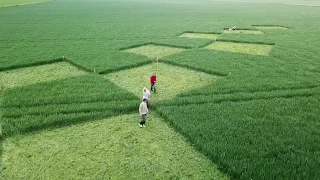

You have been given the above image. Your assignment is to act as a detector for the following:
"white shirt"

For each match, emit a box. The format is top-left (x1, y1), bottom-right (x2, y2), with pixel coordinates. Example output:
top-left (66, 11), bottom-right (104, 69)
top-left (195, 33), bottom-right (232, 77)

top-left (139, 102), bottom-right (148, 115)
top-left (143, 90), bottom-right (151, 100)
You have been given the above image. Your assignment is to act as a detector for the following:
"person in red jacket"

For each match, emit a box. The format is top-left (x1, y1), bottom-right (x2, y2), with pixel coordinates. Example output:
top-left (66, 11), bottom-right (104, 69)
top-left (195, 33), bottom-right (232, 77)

top-left (150, 73), bottom-right (157, 93)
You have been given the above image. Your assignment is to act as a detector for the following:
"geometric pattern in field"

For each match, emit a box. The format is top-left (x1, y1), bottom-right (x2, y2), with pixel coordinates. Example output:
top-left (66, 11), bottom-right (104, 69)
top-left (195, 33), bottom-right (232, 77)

top-left (253, 26), bottom-right (288, 30)
top-left (0, 62), bottom-right (87, 88)
top-left (104, 63), bottom-right (219, 101)
top-left (178, 33), bottom-right (220, 40)
top-left (1, 114), bottom-right (228, 179)
top-left (223, 30), bottom-right (264, 35)
top-left (124, 44), bottom-right (185, 59)
top-left (206, 41), bottom-right (273, 56)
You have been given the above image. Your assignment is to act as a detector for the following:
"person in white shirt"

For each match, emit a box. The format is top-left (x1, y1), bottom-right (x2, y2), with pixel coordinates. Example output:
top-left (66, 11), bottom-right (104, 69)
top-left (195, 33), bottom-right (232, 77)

top-left (139, 98), bottom-right (149, 127)
top-left (228, 26), bottom-right (236, 31)
top-left (142, 87), bottom-right (151, 107)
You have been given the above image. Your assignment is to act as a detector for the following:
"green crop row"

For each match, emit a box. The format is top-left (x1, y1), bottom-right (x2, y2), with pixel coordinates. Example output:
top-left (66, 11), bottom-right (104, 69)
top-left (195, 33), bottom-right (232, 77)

top-left (1, 110), bottom-right (120, 137)
top-left (157, 96), bottom-right (320, 179)
top-left (64, 49), bottom-right (151, 73)
top-left (1, 75), bottom-right (137, 108)
top-left (1, 99), bottom-right (140, 137)
top-left (216, 39), bottom-right (275, 46)
top-left (119, 39), bottom-right (212, 51)
top-left (0, 41), bottom-right (70, 71)
top-left (157, 86), bottom-right (320, 107)
top-left (163, 48), bottom-right (320, 97)
top-left (0, 74), bottom-right (140, 137)
top-left (180, 83), bottom-right (320, 97)
top-left (98, 60), bottom-right (152, 74)
top-left (64, 58), bottom-right (93, 72)
top-left (251, 24), bottom-right (290, 28)
top-left (151, 38), bottom-right (212, 49)
top-left (216, 32), bottom-right (276, 45)
top-left (1, 100), bottom-right (138, 118)
top-left (119, 39), bottom-right (213, 51)
top-left (0, 56), bottom-right (63, 72)
top-left (176, 31), bottom-right (222, 36)
top-left (161, 58), bottom-right (228, 76)
top-left (0, 42), bottom-right (153, 75)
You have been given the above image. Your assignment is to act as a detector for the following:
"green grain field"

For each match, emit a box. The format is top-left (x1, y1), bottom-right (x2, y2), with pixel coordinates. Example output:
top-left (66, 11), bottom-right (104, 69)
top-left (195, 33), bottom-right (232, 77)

top-left (0, 0), bottom-right (52, 7)
top-left (0, 0), bottom-right (319, 179)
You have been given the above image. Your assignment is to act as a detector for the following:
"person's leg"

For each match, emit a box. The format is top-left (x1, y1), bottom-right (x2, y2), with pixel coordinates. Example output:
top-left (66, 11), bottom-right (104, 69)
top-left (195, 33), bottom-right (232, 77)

top-left (150, 84), bottom-right (153, 91)
top-left (140, 114), bottom-right (145, 127)
top-left (139, 119), bottom-right (143, 127)
top-left (153, 84), bottom-right (156, 93)
top-left (141, 114), bottom-right (146, 127)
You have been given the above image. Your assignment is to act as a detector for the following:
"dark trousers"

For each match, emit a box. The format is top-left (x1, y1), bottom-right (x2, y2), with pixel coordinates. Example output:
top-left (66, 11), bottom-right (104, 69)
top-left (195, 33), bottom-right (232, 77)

top-left (150, 83), bottom-right (156, 93)
top-left (140, 114), bottom-right (146, 125)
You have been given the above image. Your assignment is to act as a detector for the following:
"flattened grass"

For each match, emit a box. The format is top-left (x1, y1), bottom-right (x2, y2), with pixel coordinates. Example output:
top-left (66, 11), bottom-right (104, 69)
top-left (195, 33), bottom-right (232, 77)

top-left (0, 114), bottom-right (228, 180)
top-left (223, 30), bottom-right (264, 35)
top-left (206, 41), bottom-right (273, 56)
top-left (124, 44), bottom-right (185, 59)
top-left (105, 63), bottom-right (218, 101)
top-left (0, 62), bottom-right (86, 88)
top-left (179, 33), bottom-right (220, 40)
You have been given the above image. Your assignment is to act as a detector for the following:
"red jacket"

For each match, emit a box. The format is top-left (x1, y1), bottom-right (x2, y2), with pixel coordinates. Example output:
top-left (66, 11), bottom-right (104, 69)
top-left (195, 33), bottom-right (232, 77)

top-left (150, 75), bottom-right (156, 84)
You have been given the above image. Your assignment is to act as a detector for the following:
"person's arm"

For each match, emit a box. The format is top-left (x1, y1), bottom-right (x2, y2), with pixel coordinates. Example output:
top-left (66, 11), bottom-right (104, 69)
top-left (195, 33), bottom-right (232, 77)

top-left (139, 103), bottom-right (142, 115)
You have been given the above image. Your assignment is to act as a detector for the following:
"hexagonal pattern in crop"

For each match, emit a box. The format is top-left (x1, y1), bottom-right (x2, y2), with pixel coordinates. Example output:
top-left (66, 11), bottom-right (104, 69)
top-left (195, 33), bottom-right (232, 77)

top-left (104, 63), bottom-right (219, 101)
top-left (0, 62), bottom-right (87, 88)
top-left (124, 44), bottom-right (185, 59)
top-left (206, 41), bottom-right (273, 56)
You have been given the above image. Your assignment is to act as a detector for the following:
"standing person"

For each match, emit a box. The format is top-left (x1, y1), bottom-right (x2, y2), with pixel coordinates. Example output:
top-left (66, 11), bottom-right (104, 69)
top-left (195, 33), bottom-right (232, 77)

top-left (139, 98), bottom-right (148, 127)
top-left (150, 73), bottom-right (157, 93)
top-left (142, 87), bottom-right (151, 107)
